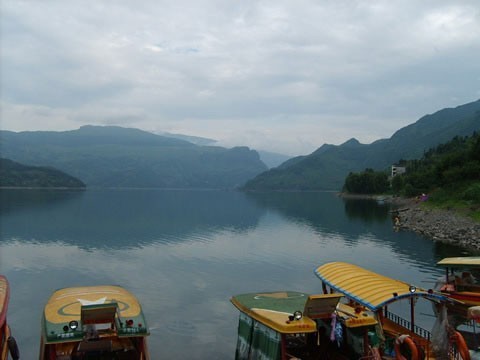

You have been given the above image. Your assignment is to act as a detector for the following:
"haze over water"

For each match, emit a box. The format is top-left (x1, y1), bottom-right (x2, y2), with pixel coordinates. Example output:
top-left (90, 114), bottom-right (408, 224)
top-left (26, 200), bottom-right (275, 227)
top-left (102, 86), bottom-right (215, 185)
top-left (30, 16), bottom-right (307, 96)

top-left (0, 189), bottom-right (475, 359)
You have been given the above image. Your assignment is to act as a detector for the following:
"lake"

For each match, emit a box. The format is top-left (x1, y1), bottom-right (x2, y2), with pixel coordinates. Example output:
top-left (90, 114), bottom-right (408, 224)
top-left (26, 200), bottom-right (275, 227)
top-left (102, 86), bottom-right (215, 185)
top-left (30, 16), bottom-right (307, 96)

top-left (0, 189), bottom-right (475, 359)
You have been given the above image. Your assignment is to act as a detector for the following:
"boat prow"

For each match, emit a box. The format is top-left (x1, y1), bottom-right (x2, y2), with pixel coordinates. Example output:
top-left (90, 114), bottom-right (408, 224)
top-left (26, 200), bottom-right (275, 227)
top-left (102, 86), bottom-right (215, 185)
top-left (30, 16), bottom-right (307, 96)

top-left (40, 285), bottom-right (150, 360)
top-left (0, 275), bottom-right (19, 360)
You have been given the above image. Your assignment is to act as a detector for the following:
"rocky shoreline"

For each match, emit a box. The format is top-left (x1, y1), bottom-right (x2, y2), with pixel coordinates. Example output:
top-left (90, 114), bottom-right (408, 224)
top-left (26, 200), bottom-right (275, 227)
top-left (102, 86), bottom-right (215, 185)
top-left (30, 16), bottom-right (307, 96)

top-left (339, 193), bottom-right (480, 251)
top-left (390, 198), bottom-right (480, 251)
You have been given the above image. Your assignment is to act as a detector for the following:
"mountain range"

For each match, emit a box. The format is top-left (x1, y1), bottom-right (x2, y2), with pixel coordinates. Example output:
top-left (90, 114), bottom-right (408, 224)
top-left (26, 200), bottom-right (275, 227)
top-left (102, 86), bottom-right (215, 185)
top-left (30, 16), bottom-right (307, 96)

top-left (243, 99), bottom-right (480, 191)
top-left (0, 125), bottom-right (267, 189)
top-left (2, 99), bottom-right (479, 190)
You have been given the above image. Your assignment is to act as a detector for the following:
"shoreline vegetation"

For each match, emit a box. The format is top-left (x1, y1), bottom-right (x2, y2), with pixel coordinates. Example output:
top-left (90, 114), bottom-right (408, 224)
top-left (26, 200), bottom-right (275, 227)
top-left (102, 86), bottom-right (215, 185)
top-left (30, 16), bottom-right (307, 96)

top-left (340, 192), bottom-right (480, 251)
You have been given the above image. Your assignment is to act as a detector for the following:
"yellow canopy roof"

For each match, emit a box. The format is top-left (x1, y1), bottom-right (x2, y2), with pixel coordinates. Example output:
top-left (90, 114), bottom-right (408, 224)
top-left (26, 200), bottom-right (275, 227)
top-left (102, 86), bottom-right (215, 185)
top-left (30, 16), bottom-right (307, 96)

top-left (437, 257), bottom-right (480, 267)
top-left (44, 285), bottom-right (143, 325)
top-left (314, 262), bottom-right (446, 311)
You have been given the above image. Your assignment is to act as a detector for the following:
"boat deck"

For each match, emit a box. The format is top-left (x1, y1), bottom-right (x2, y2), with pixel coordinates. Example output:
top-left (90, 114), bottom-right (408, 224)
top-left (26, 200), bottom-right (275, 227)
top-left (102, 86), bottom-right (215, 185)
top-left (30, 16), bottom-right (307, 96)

top-left (382, 318), bottom-right (433, 359)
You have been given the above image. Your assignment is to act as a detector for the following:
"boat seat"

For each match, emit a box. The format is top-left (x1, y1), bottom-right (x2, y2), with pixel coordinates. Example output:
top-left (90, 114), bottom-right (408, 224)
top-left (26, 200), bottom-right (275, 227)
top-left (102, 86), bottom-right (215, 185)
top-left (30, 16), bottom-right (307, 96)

top-left (81, 303), bottom-right (118, 327)
top-left (77, 338), bottom-right (113, 353)
top-left (454, 277), bottom-right (480, 292)
top-left (115, 349), bottom-right (138, 359)
top-left (461, 284), bottom-right (480, 292)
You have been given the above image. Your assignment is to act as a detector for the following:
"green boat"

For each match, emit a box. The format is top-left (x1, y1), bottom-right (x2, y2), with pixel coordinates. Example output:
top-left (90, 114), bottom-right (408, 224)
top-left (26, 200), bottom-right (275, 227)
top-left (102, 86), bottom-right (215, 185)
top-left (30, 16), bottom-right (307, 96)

top-left (230, 291), bottom-right (378, 359)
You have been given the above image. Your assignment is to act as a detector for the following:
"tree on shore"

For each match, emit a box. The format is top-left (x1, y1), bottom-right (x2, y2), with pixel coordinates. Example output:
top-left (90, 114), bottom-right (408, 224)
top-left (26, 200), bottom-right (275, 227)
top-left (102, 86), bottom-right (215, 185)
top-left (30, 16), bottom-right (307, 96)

top-left (343, 168), bottom-right (389, 194)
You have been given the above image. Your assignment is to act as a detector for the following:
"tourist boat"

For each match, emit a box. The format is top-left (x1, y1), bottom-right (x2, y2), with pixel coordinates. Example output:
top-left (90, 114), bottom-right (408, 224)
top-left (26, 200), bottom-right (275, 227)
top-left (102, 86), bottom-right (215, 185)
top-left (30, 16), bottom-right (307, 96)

top-left (0, 275), bottom-right (19, 360)
top-left (230, 290), bottom-right (379, 359)
top-left (39, 285), bottom-right (150, 360)
top-left (436, 257), bottom-right (480, 310)
top-left (451, 305), bottom-right (480, 358)
top-left (315, 261), bottom-right (470, 359)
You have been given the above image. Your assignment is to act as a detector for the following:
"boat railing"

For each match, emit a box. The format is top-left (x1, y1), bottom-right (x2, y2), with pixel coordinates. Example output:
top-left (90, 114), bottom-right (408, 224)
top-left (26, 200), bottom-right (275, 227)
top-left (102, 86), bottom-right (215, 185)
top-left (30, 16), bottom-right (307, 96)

top-left (385, 310), bottom-right (431, 341)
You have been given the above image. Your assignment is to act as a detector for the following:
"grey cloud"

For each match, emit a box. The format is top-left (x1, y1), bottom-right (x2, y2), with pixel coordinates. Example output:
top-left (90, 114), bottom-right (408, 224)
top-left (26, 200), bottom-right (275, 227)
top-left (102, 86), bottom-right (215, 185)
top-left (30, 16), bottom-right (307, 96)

top-left (1, 0), bottom-right (479, 155)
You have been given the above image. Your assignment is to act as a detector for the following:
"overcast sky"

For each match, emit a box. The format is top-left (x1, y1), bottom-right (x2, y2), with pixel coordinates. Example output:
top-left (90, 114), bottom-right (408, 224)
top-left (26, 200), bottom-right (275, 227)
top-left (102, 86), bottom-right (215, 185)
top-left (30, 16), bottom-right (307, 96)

top-left (1, 1), bottom-right (479, 156)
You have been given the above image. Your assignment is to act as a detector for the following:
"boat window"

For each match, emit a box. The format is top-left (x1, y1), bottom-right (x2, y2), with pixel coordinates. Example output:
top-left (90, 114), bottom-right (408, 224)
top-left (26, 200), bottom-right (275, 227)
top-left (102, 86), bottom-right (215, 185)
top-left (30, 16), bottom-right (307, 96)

top-left (285, 333), bottom-right (316, 359)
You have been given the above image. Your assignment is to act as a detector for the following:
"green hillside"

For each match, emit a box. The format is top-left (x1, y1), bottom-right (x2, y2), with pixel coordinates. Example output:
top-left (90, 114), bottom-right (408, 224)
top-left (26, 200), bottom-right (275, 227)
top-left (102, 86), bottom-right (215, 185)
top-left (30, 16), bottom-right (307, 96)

top-left (0, 158), bottom-right (86, 188)
top-left (342, 132), bottom-right (480, 218)
top-left (392, 132), bottom-right (480, 202)
top-left (243, 99), bottom-right (480, 191)
top-left (0, 125), bottom-right (267, 189)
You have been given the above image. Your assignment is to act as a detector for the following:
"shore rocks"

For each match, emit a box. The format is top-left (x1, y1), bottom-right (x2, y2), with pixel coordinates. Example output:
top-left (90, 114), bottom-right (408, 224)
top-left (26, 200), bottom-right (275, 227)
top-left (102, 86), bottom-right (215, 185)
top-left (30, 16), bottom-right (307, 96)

top-left (394, 200), bottom-right (480, 250)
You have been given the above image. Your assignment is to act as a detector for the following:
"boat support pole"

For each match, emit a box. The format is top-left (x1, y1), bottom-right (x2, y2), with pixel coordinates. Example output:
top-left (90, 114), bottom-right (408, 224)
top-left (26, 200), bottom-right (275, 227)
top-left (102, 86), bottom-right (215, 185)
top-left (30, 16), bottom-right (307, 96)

top-left (281, 334), bottom-right (287, 360)
top-left (322, 282), bottom-right (328, 295)
top-left (410, 298), bottom-right (415, 333)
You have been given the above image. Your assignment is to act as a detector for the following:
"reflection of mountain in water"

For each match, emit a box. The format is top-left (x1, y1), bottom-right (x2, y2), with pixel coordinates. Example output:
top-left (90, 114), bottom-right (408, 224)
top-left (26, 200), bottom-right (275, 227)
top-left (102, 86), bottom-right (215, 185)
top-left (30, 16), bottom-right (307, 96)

top-left (244, 191), bottom-right (473, 268)
top-left (245, 191), bottom-right (391, 237)
top-left (0, 189), bottom-right (84, 214)
top-left (433, 241), bottom-right (480, 260)
top-left (0, 189), bottom-right (263, 249)
top-left (342, 198), bottom-right (390, 223)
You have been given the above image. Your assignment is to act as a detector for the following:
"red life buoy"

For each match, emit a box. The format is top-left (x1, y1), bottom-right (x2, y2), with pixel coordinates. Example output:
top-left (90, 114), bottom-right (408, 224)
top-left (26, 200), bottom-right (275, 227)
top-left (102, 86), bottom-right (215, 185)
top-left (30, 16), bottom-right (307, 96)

top-left (394, 334), bottom-right (419, 360)
top-left (450, 331), bottom-right (471, 360)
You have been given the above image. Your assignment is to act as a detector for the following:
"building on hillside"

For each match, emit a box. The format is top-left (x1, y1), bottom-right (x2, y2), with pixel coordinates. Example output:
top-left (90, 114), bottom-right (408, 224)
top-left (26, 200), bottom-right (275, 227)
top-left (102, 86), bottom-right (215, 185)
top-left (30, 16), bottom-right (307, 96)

top-left (391, 165), bottom-right (406, 178)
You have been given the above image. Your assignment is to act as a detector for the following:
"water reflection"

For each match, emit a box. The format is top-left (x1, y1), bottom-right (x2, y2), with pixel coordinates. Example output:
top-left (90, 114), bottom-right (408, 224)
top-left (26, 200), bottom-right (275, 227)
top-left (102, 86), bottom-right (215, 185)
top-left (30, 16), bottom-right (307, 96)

top-left (244, 191), bottom-right (476, 273)
top-left (0, 189), bottom-right (263, 249)
top-left (0, 188), bottom-right (84, 214)
top-left (342, 197), bottom-right (390, 223)
top-left (1, 189), bottom-right (477, 359)
top-left (433, 241), bottom-right (480, 259)
top-left (244, 191), bottom-right (345, 230)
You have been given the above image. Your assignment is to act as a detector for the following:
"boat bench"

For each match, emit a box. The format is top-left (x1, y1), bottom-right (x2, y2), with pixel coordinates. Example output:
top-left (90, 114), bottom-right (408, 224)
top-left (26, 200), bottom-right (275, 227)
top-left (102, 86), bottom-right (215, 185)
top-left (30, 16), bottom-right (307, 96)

top-left (77, 338), bottom-right (113, 352)
top-left (456, 283), bottom-right (480, 292)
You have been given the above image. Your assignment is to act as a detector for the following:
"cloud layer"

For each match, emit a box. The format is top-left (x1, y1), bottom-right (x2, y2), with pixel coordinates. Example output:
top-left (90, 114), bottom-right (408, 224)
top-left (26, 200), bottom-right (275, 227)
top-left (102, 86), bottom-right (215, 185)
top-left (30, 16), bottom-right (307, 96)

top-left (1, 0), bottom-right (479, 155)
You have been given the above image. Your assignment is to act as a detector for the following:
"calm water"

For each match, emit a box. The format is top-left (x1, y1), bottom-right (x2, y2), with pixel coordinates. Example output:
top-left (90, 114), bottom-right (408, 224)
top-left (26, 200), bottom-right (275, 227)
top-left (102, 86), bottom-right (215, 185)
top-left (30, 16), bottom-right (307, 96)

top-left (0, 189), bottom-right (475, 359)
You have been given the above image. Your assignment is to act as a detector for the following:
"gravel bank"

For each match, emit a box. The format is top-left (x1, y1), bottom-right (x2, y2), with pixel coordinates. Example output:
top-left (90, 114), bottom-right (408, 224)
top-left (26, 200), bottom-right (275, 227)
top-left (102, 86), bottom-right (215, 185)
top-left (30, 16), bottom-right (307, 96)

top-left (393, 199), bottom-right (480, 250)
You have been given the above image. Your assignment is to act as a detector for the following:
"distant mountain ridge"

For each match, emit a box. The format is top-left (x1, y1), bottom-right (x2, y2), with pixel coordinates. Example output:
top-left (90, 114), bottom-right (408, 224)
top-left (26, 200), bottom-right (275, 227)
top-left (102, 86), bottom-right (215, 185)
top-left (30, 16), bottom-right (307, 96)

top-left (243, 99), bottom-right (480, 191)
top-left (157, 131), bottom-right (217, 146)
top-left (0, 125), bottom-right (267, 189)
top-left (157, 131), bottom-right (292, 168)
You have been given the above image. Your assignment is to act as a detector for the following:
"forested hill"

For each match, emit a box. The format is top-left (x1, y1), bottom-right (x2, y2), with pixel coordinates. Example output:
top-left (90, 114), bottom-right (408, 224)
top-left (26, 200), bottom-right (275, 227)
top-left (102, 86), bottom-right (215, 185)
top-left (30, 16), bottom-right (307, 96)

top-left (391, 132), bottom-right (480, 200)
top-left (0, 125), bottom-right (267, 189)
top-left (0, 158), bottom-right (86, 188)
top-left (343, 131), bottom-right (480, 211)
top-left (242, 99), bottom-right (480, 191)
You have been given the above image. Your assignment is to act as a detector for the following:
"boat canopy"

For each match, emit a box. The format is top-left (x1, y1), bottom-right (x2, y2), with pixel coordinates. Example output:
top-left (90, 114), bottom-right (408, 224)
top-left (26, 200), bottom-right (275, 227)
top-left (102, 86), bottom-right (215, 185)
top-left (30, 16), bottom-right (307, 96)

top-left (42, 285), bottom-right (149, 344)
top-left (314, 262), bottom-right (447, 311)
top-left (231, 291), bottom-right (342, 334)
top-left (437, 257), bottom-right (480, 267)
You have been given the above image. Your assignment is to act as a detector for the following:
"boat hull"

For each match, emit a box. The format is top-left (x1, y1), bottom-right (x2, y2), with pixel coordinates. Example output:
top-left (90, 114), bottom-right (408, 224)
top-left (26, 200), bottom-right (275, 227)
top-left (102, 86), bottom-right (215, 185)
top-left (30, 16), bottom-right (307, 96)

top-left (0, 276), bottom-right (10, 360)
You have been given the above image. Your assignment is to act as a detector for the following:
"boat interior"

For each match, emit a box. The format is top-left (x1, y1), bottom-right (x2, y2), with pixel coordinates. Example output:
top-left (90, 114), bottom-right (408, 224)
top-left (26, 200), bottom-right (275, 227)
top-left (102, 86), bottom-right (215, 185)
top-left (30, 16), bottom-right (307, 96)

top-left (45, 303), bottom-right (147, 360)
